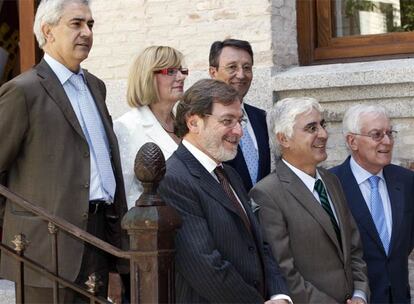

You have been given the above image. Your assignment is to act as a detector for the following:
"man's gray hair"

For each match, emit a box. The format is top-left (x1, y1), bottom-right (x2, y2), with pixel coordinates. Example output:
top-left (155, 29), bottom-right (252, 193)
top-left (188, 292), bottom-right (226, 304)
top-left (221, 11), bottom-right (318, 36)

top-left (33, 0), bottom-right (90, 49)
top-left (267, 97), bottom-right (322, 157)
top-left (342, 104), bottom-right (388, 138)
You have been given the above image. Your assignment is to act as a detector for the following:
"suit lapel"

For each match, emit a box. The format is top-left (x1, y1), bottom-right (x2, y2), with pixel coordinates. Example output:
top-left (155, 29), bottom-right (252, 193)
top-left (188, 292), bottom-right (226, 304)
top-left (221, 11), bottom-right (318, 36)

top-left (276, 160), bottom-right (343, 256)
top-left (175, 144), bottom-right (253, 236)
top-left (383, 167), bottom-right (404, 254)
top-left (36, 59), bottom-right (85, 140)
top-left (339, 158), bottom-right (386, 253)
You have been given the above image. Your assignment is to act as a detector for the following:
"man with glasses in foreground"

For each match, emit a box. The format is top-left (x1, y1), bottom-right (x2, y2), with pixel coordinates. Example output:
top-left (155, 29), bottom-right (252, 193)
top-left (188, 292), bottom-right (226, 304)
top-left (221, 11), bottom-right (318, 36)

top-left (158, 79), bottom-right (291, 303)
top-left (250, 97), bottom-right (369, 303)
top-left (331, 104), bottom-right (414, 304)
top-left (209, 39), bottom-right (270, 192)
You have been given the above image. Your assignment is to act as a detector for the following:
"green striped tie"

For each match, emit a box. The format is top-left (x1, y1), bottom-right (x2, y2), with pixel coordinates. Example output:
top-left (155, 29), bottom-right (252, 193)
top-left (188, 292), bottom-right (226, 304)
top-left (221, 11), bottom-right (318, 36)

top-left (314, 179), bottom-right (342, 248)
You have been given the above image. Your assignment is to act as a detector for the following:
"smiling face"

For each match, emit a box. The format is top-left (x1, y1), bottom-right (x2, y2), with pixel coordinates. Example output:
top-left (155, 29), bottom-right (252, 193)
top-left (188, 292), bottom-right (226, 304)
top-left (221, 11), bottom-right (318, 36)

top-left (42, 2), bottom-right (94, 72)
top-left (155, 69), bottom-right (187, 104)
top-left (279, 108), bottom-right (328, 176)
top-left (209, 46), bottom-right (253, 99)
top-left (188, 100), bottom-right (243, 163)
top-left (347, 112), bottom-right (393, 174)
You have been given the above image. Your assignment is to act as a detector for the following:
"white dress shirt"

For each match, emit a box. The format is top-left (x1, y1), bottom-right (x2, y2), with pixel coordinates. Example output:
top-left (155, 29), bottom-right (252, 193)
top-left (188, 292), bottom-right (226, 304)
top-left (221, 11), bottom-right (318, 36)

top-left (44, 54), bottom-right (111, 202)
top-left (183, 140), bottom-right (292, 304)
top-left (350, 156), bottom-right (393, 234)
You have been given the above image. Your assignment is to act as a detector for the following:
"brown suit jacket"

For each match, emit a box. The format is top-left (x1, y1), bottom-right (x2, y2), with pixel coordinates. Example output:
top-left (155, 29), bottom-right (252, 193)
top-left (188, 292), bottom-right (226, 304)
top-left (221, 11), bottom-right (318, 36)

top-left (0, 59), bottom-right (127, 287)
top-left (250, 159), bottom-right (369, 303)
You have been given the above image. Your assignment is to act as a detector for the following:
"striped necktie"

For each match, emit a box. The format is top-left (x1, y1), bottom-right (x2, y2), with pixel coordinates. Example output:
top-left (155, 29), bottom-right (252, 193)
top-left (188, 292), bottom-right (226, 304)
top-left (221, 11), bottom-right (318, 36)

top-left (368, 175), bottom-right (390, 254)
top-left (314, 179), bottom-right (342, 247)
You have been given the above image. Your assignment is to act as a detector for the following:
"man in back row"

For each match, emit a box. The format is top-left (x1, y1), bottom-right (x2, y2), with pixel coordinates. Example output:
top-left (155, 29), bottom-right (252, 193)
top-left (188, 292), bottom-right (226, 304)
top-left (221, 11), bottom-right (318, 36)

top-left (331, 104), bottom-right (414, 303)
top-left (209, 39), bottom-right (270, 192)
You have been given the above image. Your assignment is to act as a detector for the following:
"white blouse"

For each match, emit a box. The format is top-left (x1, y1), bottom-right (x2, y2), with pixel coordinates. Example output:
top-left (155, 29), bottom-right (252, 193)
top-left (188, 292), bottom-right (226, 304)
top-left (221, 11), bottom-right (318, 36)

top-left (114, 106), bottom-right (178, 209)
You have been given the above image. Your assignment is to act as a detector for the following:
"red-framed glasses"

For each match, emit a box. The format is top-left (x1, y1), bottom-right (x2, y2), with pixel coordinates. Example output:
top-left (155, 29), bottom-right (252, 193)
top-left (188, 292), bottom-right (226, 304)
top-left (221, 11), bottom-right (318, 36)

top-left (155, 67), bottom-right (189, 76)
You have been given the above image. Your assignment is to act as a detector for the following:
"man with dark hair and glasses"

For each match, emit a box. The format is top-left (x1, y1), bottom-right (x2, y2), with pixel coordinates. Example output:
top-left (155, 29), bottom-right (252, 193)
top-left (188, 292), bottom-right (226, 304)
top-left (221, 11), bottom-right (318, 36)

top-left (209, 38), bottom-right (270, 192)
top-left (331, 104), bottom-right (414, 304)
top-left (250, 97), bottom-right (369, 304)
top-left (158, 78), bottom-right (291, 304)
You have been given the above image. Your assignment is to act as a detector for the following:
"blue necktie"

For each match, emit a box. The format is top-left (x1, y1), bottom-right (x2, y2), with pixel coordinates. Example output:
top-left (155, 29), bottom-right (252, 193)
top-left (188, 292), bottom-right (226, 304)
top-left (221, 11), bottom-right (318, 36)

top-left (70, 74), bottom-right (116, 201)
top-left (368, 175), bottom-right (390, 254)
top-left (240, 126), bottom-right (259, 185)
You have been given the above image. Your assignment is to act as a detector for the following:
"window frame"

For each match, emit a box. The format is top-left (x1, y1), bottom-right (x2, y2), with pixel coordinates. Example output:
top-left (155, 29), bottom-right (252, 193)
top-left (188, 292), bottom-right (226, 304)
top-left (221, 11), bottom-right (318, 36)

top-left (297, 0), bottom-right (414, 65)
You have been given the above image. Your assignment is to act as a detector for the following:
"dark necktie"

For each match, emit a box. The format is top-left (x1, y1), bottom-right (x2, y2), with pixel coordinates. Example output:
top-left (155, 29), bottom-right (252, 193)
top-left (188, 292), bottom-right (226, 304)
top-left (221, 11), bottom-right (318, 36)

top-left (314, 179), bottom-right (342, 247)
top-left (214, 166), bottom-right (251, 233)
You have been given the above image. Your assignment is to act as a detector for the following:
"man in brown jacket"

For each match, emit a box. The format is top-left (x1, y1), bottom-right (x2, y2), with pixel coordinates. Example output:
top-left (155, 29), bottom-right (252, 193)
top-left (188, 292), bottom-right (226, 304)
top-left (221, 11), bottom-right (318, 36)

top-left (250, 97), bottom-right (369, 303)
top-left (0, 0), bottom-right (127, 302)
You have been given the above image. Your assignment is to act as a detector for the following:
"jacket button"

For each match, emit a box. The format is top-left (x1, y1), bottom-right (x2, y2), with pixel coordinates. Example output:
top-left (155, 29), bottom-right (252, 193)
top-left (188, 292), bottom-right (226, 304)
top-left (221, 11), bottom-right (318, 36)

top-left (84, 182), bottom-right (89, 189)
top-left (84, 151), bottom-right (89, 158)
top-left (82, 212), bottom-right (88, 219)
top-left (253, 280), bottom-right (259, 287)
top-left (344, 294), bottom-right (351, 302)
top-left (248, 246), bottom-right (255, 252)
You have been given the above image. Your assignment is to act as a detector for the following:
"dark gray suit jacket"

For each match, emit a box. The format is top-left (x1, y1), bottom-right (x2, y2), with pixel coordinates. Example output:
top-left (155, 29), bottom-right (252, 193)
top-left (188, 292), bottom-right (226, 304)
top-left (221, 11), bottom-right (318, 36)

top-left (158, 143), bottom-right (288, 303)
top-left (0, 59), bottom-right (127, 287)
top-left (250, 159), bottom-right (369, 303)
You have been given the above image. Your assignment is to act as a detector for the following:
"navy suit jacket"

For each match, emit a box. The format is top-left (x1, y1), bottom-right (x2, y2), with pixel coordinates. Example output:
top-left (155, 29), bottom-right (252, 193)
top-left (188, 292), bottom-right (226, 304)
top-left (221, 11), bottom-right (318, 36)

top-left (225, 103), bottom-right (270, 192)
top-left (158, 144), bottom-right (288, 303)
top-left (331, 157), bottom-right (414, 304)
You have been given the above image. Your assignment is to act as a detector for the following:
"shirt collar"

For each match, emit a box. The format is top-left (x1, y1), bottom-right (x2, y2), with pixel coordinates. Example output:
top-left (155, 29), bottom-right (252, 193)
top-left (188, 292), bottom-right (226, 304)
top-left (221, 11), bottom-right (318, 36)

top-left (44, 53), bottom-right (84, 85)
top-left (350, 156), bottom-right (384, 184)
top-left (182, 139), bottom-right (218, 174)
top-left (282, 158), bottom-right (322, 193)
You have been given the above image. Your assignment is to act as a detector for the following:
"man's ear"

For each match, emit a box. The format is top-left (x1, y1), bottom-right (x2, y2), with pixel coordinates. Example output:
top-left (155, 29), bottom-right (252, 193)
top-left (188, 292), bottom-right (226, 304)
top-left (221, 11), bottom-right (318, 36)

top-left (186, 115), bottom-right (200, 133)
top-left (42, 23), bottom-right (54, 43)
top-left (277, 133), bottom-right (289, 149)
top-left (209, 66), bottom-right (218, 79)
top-left (346, 133), bottom-right (358, 151)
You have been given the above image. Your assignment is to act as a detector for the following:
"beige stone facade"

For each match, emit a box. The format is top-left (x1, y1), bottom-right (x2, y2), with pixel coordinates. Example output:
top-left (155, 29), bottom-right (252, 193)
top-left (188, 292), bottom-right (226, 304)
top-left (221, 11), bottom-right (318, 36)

top-left (84, 0), bottom-right (414, 170)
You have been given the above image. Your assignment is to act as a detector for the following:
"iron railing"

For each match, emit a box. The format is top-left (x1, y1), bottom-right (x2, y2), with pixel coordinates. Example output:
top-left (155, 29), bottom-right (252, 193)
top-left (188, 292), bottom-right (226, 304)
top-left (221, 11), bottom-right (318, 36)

top-left (0, 142), bottom-right (181, 303)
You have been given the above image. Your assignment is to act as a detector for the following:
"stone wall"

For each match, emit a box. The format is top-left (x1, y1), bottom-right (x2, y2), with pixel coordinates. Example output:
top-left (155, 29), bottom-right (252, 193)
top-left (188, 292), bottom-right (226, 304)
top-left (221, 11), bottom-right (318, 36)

top-left (84, 0), bottom-right (278, 118)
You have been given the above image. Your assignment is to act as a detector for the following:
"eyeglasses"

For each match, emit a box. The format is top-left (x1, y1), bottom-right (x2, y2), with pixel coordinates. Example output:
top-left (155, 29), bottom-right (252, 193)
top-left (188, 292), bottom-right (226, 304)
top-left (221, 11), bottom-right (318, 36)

top-left (154, 67), bottom-right (189, 76)
top-left (218, 64), bottom-right (252, 75)
top-left (351, 129), bottom-right (397, 142)
top-left (204, 114), bottom-right (247, 129)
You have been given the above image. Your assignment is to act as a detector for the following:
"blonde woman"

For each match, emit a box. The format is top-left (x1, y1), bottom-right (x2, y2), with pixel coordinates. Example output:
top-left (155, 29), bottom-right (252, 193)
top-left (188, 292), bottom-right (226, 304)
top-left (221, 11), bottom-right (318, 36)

top-left (114, 46), bottom-right (187, 209)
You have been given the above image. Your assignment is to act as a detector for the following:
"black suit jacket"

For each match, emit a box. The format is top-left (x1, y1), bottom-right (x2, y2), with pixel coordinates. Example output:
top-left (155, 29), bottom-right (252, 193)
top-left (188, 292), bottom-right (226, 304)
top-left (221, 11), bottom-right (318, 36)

top-left (331, 157), bottom-right (414, 303)
top-left (225, 103), bottom-right (270, 192)
top-left (0, 59), bottom-right (127, 286)
top-left (158, 143), bottom-right (288, 303)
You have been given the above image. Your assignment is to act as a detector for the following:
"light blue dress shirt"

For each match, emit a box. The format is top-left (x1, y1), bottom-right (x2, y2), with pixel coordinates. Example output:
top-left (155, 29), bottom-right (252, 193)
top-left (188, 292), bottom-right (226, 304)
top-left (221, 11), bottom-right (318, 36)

top-left (44, 54), bottom-right (112, 202)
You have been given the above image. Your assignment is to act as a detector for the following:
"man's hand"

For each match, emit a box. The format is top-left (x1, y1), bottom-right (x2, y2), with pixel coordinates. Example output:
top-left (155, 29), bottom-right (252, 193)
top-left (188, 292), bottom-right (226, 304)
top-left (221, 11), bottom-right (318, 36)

top-left (346, 296), bottom-right (366, 304)
top-left (265, 300), bottom-right (290, 304)
top-left (108, 272), bottom-right (122, 304)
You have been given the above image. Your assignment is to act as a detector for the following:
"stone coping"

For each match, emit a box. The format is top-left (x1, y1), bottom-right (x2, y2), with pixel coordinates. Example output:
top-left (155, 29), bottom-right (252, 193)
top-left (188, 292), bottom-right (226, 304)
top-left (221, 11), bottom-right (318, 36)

top-left (273, 58), bottom-right (414, 91)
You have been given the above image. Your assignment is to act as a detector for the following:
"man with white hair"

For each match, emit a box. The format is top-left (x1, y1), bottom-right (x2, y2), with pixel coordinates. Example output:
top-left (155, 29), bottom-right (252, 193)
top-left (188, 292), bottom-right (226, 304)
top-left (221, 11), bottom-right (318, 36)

top-left (331, 104), bottom-right (414, 304)
top-left (250, 97), bottom-right (369, 303)
top-left (0, 0), bottom-right (127, 302)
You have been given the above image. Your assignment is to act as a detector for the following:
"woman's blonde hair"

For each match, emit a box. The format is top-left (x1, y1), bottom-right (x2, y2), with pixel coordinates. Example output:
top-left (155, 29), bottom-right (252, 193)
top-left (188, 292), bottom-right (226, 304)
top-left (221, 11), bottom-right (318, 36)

top-left (127, 46), bottom-right (184, 108)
